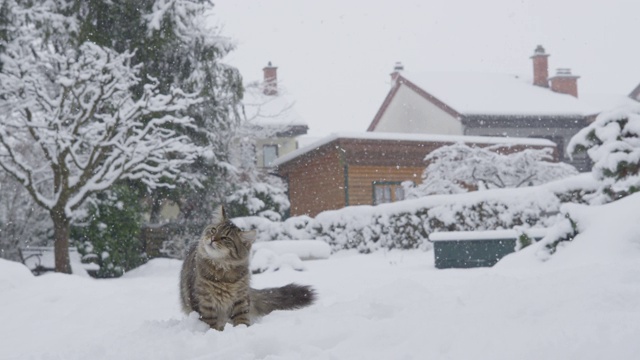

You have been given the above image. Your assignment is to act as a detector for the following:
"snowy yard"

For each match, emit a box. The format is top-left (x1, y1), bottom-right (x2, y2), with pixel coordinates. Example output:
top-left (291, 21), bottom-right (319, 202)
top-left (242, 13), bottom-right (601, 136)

top-left (3, 210), bottom-right (640, 360)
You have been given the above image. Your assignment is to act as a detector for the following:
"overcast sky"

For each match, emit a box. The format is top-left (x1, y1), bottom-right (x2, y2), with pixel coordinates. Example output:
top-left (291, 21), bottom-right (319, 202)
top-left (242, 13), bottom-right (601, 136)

top-left (211, 0), bottom-right (640, 138)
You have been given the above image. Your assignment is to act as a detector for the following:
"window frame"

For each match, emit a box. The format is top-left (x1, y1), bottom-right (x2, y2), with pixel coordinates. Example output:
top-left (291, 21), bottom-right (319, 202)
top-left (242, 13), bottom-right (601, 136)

top-left (262, 144), bottom-right (279, 167)
top-left (372, 181), bottom-right (407, 205)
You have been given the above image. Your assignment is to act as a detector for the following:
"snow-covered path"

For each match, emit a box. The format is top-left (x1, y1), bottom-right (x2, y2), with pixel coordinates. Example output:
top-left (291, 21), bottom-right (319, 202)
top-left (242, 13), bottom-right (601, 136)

top-left (2, 247), bottom-right (640, 360)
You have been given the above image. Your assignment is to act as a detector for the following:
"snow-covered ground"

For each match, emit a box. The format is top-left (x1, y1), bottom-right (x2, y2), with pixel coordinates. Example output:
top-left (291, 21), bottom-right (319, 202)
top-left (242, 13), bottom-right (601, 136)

top-left (2, 194), bottom-right (640, 360)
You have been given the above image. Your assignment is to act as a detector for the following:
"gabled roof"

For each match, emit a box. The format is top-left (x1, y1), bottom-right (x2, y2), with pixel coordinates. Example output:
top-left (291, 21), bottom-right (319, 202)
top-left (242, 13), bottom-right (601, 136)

top-left (405, 71), bottom-right (594, 116)
top-left (241, 81), bottom-right (308, 130)
top-left (629, 82), bottom-right (640, 101)
top-left (368, 71), bottom-right (639, 131)
top-left (273, 131), bottom-right (555, 168)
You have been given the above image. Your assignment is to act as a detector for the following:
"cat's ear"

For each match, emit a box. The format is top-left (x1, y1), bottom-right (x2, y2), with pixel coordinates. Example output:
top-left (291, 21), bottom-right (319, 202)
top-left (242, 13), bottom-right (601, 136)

top-left (212, 205), bottom-right (227, 225)
top-left (240, 230), bottom-right (256, 245)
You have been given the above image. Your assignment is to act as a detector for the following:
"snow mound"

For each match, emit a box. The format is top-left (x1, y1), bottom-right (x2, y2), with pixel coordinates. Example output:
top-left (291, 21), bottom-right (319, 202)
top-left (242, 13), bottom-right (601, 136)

top-left (123, 258), bottom-right (183, 279)
top-left (498, 192), bottom-right (640, 269)
top-left (251, 248), bottom-right (306, 274)
top-left (0, 259), bottom-right (34, 291)
top-left (253, 240), bottom-right (331, 260)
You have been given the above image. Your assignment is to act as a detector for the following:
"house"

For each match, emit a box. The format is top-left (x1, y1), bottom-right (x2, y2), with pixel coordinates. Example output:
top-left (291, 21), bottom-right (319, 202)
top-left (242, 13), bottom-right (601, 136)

top-left (241, 62), bottom-right (308, 168)
top-left (273, 132), bottom-right (556, 217)
top-left (367, 45), bottom-right (638, 172)
top-left (629, 83), bottom-right (640, 102)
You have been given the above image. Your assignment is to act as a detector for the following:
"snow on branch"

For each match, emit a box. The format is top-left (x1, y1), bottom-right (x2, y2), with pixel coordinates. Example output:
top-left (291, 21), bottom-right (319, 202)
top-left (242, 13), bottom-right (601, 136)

top-left (568, 104), bottom-right (640, 204)
top-left (0, 37), bottom-right (204, 218)
top-left (406, 143), bottom-right (579, 198)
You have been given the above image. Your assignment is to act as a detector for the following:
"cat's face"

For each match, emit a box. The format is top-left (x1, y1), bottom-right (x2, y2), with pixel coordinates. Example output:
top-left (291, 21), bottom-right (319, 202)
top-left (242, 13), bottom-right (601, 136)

top-left (200, 206), bottom-right (256, 261)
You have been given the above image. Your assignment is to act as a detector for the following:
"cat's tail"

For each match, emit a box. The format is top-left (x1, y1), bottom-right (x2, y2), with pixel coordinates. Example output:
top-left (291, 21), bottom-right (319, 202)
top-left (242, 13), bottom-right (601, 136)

top-left (249, 283), bottom-right (316, 318)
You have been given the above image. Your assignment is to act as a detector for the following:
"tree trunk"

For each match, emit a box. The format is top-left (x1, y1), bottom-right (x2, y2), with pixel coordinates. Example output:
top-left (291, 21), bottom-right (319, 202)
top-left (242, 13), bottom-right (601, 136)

top-left (52, 208), bottom-right (72, 274)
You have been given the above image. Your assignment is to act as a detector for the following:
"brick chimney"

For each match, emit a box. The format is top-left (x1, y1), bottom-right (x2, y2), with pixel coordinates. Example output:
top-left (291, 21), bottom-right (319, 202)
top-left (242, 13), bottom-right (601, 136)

top-left (390, 61), bottom-right (404, 83)
top-left (530, 45), bottom-right (549, 88)
top-left (549, 68), bottom-right (580, 98)
top-left (263, 61), bottom-right (278, 96)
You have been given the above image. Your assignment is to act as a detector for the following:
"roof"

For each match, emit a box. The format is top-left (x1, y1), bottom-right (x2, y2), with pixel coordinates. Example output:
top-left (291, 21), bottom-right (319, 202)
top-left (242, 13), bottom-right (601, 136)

top-left (241, 81), bottom-right (308, 128)
top-left (627, 82), bottom-right (640, 101)
top-left (398, 71), bottom-right (595, 117)
top-left (272, 131), bottom-right (555, 167)
top-left (579, 93), bottom-right (639, 116)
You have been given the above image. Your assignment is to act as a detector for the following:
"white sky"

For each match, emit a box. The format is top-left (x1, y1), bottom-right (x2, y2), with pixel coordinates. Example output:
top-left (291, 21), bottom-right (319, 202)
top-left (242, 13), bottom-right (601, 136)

top-left (211, 0), bottom-right (640, 137)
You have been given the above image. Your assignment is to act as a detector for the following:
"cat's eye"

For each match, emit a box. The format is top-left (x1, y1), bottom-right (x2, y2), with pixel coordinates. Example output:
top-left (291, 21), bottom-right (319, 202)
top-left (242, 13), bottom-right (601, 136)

top-left (208, 227), bottom-right (217, 235)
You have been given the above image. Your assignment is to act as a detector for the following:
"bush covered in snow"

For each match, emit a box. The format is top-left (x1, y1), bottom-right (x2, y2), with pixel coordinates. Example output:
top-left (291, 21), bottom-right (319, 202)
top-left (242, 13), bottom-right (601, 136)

top-left (406, 143), bottom-right (578, 197)
top-left (498, 190), bottom-right (640, 266)
top-left (568, 104), bottom-right (640, 204)
top-left (234, 174), bottom-right (597, 253)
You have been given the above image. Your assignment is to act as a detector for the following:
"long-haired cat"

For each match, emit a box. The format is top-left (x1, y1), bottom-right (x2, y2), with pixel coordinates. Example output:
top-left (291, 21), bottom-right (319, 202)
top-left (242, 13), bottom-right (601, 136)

top-left (179, 205), bottom-right (316, 331)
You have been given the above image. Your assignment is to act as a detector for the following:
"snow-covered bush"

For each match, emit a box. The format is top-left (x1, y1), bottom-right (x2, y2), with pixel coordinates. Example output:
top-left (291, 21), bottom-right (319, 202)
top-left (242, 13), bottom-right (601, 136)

top-left (568, 104), bottom-right (640, 204)
top-left (407, 143), bottom-right (578, 197)
top-left (233, 174), bottom-right (597, 253)
top-left (498, 191), bottom-right (640, 266)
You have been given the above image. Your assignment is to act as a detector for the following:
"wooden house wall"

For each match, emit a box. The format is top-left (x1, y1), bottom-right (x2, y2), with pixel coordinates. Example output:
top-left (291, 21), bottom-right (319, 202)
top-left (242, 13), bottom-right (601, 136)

top-left (280, 147), bottom-right (346, 217)
top-left (277, 137), bottom-right (559, 218)
top-left (346, 165), bottom-right (423, 206)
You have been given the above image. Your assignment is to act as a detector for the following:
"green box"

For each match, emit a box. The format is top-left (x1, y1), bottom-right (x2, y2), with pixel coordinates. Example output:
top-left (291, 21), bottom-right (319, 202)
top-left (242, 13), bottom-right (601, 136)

top-left (430, 229), bottom-right (546, 269)
top-left (433, 238), bottom-right (516, 269)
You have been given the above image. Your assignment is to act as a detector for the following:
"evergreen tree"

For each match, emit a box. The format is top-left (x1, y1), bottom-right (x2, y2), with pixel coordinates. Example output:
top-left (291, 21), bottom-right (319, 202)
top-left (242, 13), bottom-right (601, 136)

top-left (74, 183), bottom-right (147, 278)
top-left (71, 0), bottom-right (245, 225)
top-left (568, 104), bottom-right (640, 204)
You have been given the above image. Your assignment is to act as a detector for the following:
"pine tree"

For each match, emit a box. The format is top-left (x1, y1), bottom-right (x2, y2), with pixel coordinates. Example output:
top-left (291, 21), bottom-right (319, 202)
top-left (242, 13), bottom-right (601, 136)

top-left (73, 182), bottom-right (147, 278)
top-left (568, 104), bottom-right (640, 204)
top-left (70, 0), bottom-right (245, 225)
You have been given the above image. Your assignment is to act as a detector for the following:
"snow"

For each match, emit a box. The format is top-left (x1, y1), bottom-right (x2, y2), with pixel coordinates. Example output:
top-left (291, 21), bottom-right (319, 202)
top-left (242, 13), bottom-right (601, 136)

top-left (398, 71), bottom-right (610, 116)
top-left (3, 191), bottom-right (640, 359)
top-left (0, 258), bottom-right (34, 290)
top-left (252, 240), bottom-right (331, 260)
top-left (430, 228), bottom-right (546, 241)
top-left (242, 81), bottom-right (308, 128)
top-left (273, 131), bottom-right (556, 167)
top-left (499, 192), bottom-right (640, 269)
top-left (21, 246), bottom-right (99, 276)
top-left (250, 248), bottom-right (306, 274)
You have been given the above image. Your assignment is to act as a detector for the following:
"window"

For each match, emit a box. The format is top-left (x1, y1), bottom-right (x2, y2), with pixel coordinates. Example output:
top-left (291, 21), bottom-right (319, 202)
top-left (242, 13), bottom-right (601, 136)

top-left (263, 144), bottom-right (278, 166)
top-left (372, 181), bottom-right (406, 205)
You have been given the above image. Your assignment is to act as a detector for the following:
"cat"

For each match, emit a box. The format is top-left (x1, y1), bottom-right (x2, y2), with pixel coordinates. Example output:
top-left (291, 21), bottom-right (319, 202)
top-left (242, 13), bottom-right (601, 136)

top-left (179, 205), bottom-right (316, 331)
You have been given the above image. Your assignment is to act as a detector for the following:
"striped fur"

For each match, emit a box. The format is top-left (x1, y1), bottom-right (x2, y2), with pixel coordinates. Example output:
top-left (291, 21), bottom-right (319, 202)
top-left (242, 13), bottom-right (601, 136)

top-left (179, 206), bottom-right (316, 331)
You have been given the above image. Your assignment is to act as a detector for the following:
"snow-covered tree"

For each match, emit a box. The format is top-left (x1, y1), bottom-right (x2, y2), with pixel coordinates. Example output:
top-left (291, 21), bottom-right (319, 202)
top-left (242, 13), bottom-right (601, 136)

top-left (223, 80), bottom-right (295, 220)
top-left (0, 173), bottom-right (52, 262)
top-left (73, 182), bottom-right (147, 278)
top-left (568, 104), bottom-right (640, 204)
top-left (72, 0), bottom-right (246, 225)
top-left (406, 143), bottom-right (579, 197)
top-left (0, 2), bottom-right (203, 273)
top-left (225, 136), bottom-right (290, 221)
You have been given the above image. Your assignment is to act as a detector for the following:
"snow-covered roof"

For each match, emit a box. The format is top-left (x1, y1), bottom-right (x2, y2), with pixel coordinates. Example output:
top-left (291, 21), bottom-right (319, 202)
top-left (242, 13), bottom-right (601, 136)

top-left (399, 71), bottom-right (605, 117)
top-left (273, 131), bottom-right (556, 167)
top-left (578, 93), bottom-right (639, 115)
top-left (242, 82), bottom-right (307, 128)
